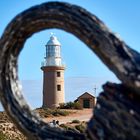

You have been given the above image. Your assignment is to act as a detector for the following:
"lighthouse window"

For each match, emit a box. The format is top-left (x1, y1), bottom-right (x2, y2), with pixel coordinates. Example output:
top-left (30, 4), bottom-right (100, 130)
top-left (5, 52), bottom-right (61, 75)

top-left (57, 72), bottom-right (61, 77)
top-left (57, 85), bottom-right (61, 91)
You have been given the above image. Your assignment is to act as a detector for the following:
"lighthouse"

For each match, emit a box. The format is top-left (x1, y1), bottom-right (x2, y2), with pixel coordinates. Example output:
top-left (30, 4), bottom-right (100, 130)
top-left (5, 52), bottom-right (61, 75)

top-left (41, 34), bottom-right (65, 108)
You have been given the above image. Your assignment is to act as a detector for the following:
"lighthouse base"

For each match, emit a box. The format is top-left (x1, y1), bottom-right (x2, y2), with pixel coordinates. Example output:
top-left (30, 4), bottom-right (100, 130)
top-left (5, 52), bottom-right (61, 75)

top-left (41, 66), bottom-right (65, 109)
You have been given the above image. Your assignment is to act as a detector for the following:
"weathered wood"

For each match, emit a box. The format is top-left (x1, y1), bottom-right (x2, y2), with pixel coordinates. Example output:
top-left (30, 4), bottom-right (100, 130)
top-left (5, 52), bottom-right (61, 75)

top-left (0, 1), bottom-right (140, 140)
top-left (87, 82), bottom-right (140, 140)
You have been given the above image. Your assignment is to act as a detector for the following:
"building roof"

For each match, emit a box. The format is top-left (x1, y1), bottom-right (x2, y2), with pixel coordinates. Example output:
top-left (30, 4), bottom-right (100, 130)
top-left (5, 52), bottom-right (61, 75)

top-left (46, 35), bottom-right (61, 46)
top-left (77, 92), bottom-right (95, 99)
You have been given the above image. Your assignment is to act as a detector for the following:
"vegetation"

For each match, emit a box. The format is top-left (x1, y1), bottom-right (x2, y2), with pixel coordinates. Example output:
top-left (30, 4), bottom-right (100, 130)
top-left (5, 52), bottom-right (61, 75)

top-left (59, 102), bottom-right (82, 110)
top-left (75, 123), bottom-right (86, 133)
top-left (59, 124), bottom-right (78, 133)
top-left (71, 119), bottom-right (80, 124)
top-left (35, 108), bottom-right (70, 118)
top-left (0, 132), bottom-right (9, 140)
top-left (60, 121), bottom-right (87, 133)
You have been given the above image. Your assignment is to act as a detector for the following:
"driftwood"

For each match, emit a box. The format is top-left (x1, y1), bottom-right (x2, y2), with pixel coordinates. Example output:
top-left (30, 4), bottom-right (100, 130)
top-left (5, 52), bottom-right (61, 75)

top-left (87, 82), bottom-right (140, 140)
top-left (0, 1), bottom-right (140, 140)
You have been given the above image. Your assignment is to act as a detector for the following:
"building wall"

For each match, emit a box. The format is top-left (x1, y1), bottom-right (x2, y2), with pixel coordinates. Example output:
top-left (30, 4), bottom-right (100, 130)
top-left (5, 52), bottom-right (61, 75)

top-left (77, 93), bottom-right (96, 108)
top-left (41, 66), bottom-right (65, 108)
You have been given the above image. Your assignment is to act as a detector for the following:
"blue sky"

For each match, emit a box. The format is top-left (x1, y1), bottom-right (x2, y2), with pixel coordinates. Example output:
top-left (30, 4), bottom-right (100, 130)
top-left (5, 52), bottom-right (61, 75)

top-left (0, 0), bottom-right (140, 110)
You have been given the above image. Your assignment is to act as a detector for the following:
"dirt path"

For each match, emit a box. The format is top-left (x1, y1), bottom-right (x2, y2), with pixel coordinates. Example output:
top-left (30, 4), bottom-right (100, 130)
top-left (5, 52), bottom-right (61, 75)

top-left (43, 109), bottom-right (93, 124)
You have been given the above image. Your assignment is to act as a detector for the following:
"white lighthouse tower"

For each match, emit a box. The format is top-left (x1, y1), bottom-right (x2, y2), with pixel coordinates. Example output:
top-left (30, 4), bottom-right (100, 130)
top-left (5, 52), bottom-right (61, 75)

top-left (41, 34), bottom-right (65, 108)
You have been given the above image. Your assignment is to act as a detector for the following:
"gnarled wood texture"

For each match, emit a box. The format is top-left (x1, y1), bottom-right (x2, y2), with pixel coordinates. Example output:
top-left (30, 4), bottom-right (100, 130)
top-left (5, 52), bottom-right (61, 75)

top-left (87, 82), bottom-right (140, 140)
top-left (0, 1), bottom-right (140, 140)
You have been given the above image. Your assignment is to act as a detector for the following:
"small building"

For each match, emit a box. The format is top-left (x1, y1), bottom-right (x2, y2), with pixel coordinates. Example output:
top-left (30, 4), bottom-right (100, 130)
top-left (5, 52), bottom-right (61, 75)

top-left (76, 92), bottom-right (96, 108)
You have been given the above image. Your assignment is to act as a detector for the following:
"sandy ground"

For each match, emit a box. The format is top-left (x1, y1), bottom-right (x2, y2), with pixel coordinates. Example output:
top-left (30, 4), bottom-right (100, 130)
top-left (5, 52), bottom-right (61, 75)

top-left (43, 109), bottom-right (93, 124)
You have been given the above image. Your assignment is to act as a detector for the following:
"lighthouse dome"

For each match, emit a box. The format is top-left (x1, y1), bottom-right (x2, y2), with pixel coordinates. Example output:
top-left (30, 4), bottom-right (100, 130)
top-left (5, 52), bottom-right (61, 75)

top-left (46, 35), bottom-right (61, 46)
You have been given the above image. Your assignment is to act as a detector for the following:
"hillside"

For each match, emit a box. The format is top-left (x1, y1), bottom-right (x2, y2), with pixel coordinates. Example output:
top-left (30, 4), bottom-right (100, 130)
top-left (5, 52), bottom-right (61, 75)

top-left (0, 109), bottom-right (92, 139)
